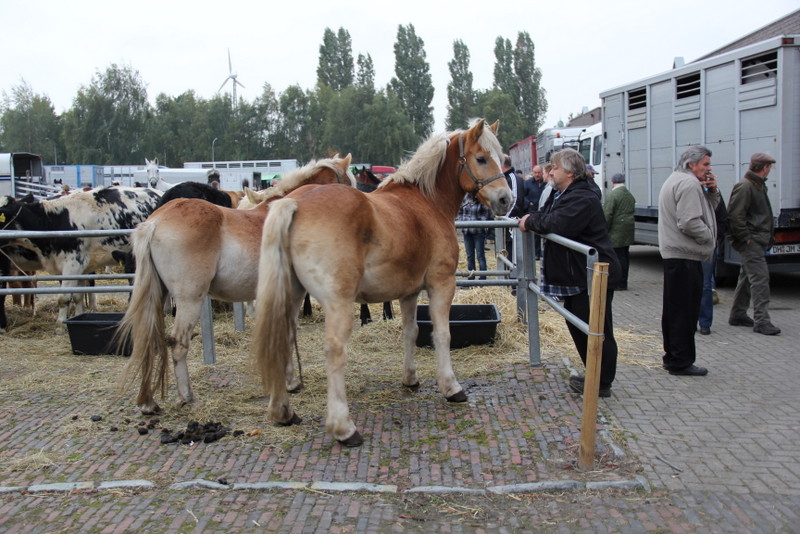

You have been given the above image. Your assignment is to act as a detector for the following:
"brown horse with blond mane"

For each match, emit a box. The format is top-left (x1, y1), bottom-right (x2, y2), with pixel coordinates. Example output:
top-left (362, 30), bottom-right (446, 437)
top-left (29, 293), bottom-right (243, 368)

top-left (118, 155), bottom-right (355, 414)
top-left (251, 119), bottom-right (512, 446)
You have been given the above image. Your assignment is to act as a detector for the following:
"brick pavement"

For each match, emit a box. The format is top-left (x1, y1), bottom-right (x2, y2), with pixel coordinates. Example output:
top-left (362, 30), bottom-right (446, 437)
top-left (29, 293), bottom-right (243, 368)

top-left (1, 245), bottom-right (799, 532)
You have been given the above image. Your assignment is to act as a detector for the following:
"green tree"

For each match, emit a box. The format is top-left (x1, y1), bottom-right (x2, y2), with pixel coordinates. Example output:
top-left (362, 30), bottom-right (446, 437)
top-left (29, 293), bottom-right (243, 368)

top-left (513, 31), bottom-right (547, 137)
top-left (475, 89), bottom-right (523, 149)
top-left (274, 84), bottom-right (314, 162)
top-left (62, 63), bottom-right (150, 164)
top-left (357, 91), bottom-right (416, 166)
top-left (389, 24), bottom-right (434, 140)
top-left (146, 91), bottom-right (210, 166)
top-left (445, 39), bottom-right (475, 131)
top-left (356, 53), bottom-right (376, 93)
top-left (492, 37), bottom-right (517, 103)
top-left (317, 28), bottom-right (354, 91)
top-left (0, 81), bottom-right (62, 164)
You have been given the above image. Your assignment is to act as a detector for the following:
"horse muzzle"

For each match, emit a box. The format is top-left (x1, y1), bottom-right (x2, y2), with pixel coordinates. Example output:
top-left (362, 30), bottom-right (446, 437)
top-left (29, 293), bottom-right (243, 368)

top-left (486, 187), bottom-right (513, 216)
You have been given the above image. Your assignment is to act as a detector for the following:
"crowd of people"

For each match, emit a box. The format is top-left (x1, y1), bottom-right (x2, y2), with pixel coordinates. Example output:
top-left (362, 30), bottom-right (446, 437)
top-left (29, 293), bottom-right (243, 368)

top-left (460, 142), bottom-right (781, 398)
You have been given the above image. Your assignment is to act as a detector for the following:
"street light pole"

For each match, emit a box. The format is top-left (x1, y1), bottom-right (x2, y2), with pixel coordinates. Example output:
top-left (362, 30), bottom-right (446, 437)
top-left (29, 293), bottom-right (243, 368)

top-left (212, 137), bottom-right (218, 168)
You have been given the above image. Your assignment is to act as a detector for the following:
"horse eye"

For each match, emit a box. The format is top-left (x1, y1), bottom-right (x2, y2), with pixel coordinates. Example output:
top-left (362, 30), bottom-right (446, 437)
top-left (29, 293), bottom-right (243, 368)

top-left (476, 156), bottom-right (487, 165)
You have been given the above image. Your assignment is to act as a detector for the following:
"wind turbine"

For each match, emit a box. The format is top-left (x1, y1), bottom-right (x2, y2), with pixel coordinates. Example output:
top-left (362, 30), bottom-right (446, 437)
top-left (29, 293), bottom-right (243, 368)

top-left (218, 49), bottom-right (245, 108)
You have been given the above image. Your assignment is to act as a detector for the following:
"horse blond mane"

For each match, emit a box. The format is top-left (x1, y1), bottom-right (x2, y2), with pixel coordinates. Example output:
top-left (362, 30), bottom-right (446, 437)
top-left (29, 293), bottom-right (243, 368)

top-left (255, 157), bottom-right (356, 202)
top-left (381, 122), bottom-right (503, 199)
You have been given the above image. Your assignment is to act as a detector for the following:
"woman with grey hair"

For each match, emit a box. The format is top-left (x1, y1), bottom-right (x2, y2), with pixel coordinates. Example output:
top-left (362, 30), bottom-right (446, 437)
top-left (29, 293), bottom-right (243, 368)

top-left (657, 145), bottom-right (720, 376)
top-left (518, 149), bottom-right (621, 397)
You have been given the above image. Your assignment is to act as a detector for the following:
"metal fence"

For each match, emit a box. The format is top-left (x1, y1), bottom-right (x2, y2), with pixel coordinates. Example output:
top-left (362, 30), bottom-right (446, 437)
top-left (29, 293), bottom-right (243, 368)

top-left (2, 222), bottom-right (606, 368)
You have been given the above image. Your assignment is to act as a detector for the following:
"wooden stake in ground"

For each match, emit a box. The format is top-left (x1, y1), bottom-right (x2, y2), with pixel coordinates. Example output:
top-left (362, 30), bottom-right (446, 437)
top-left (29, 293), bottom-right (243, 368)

top-left (578, 262), bottom-right (609, 470)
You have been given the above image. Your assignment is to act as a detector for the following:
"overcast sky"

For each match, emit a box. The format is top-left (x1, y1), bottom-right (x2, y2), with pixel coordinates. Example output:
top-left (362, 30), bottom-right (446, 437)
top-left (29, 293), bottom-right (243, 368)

top-left (2, 0), bottom-right (797, 141)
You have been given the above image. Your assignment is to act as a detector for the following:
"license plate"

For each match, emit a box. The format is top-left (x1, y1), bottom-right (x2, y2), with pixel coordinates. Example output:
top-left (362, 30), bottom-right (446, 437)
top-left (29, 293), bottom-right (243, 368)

top-left (768, 243), bottom-right (800, 255)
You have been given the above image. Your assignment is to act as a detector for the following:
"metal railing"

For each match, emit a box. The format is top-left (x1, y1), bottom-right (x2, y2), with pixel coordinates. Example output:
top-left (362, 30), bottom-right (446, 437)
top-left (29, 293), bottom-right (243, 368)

top-left (2, 222), bottom-right (607, 368)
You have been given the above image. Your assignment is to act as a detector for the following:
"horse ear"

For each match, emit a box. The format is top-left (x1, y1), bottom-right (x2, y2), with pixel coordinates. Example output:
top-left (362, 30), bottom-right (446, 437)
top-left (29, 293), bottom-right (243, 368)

top-left (245, 187), bottom-right (260, 204)
top-left (333, 156), bottom-right (349, 176)
top-left (343, 153), bottom-right (352, 166)
top-left (488, 120), bottom-right (500, 135)
top-left (468, 118), bottom-right (486, 141)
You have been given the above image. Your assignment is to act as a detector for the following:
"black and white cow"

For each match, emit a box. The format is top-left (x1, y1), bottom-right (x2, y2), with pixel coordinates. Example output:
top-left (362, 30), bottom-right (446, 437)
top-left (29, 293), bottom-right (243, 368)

top-left (0, 187), bottom-right (162, 330)
top-left (1, 195), bottom-right (43, 332)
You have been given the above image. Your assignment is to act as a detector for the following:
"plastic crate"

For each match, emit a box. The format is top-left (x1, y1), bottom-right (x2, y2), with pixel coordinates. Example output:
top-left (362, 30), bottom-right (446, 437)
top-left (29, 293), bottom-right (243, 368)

top-left (64, 312), bottom-right (131, 356)
top-left (415, 304), bottom-right (501, 348)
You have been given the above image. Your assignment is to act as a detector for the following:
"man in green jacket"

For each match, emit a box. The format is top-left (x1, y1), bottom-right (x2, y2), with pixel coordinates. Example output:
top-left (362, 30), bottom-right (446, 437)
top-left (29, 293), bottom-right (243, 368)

top-left (727, 153), bottom-right (780, 335)
top-left (604, 173), bottom-right (636, 290)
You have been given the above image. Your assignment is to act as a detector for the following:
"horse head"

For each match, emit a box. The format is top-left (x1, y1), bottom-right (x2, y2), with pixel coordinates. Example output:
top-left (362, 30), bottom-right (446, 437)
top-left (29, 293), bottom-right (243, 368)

top-left (454, 119), bottom-right (512, 216)
top-left (145, 158), bottom-right (160, 188)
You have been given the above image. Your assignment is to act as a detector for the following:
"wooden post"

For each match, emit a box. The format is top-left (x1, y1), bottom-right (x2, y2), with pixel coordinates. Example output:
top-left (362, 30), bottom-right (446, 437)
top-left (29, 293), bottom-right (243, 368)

top-left (578, 262), bottom-right (609, 470)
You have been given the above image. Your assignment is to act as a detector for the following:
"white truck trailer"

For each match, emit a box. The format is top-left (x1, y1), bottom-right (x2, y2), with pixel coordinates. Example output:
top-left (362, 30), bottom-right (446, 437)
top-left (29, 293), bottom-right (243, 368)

top-left (0, 152), bottom-right (48, 197)
top-left (600, 34), bottom-right (800, 276)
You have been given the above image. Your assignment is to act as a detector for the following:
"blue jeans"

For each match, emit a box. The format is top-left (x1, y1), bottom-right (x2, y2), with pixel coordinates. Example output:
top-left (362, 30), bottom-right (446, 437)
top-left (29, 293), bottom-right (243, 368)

top-left (463, 232), bottom-right (487, 279)
top-left (698, 248), bottom-right (716, 328)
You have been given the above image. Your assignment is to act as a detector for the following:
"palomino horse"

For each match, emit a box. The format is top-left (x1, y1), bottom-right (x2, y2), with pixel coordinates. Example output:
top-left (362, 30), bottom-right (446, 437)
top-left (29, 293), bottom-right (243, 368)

top-left (118, 155), bottom-right (355, 414)
top-left (251, 119), bottom-right (512, 446)
top-left (145, 158), bottom-right (174, 191)
top-left (353, 167), bottom-right (394, 325)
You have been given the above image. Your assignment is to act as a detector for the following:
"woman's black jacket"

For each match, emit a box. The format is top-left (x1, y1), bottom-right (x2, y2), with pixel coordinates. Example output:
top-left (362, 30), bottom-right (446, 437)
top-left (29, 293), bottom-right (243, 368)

top-left (523, 178), bottom-right (622, 290)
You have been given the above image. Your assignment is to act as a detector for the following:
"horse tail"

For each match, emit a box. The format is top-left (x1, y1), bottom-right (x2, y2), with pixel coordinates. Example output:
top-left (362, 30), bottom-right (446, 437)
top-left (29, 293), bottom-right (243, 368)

top-left (117, 220), bottom-right (170, 404)
top-left (251, 198), bottom-right (298, 399)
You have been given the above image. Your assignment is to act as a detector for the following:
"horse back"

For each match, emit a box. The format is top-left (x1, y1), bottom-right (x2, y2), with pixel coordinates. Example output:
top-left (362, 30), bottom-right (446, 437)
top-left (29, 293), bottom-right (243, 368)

top-left (286, 183), bottom-right (458, 301)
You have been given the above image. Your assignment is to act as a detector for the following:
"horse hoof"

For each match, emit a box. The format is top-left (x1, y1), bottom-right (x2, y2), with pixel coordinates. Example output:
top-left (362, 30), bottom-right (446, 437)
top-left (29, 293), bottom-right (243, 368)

top-left (404, 382), bottom-right (420, 390)
top-left (140, 405), bottom-right (162, 416)
top-left (447, 391), bottom-right (468, 403)
top-left (338, 431), bottom-right (363, 447)
top-left (288, 383), bottom-right (305, 394)
top-left (277, 413), bottom-right (302, 427)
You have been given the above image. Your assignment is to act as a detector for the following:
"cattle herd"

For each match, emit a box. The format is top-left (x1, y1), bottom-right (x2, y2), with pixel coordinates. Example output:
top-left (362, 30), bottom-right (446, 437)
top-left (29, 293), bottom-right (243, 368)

top-left (0, 178), bottom-right (244, 332)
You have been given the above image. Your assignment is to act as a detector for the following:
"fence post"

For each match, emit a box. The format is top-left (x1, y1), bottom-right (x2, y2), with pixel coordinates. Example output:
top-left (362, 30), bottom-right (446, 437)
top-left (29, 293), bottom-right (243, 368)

top-left (233, 302), bottom-right (245, 331)
top-left (200, 297), bottom-right (217, 365)
top-left (578, 262), bottom-right (609, 470)
top-left (520, 229), bottom-right (541, 367)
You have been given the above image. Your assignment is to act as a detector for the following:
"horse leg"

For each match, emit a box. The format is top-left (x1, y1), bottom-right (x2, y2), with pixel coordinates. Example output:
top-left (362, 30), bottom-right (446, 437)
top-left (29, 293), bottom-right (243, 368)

top-left (398, 295), bottom-right (420, 388)
top-left (382, 301), bottom-right (394, 321)
top-left (428, 288), bottom-right (466, 402)
top-left (323, 300), bottom-right (361, 446)
top-left (284, 307), bottom-right (304, 393)
top-left (360, 303), bottom-right (372, 325)
top-left (168, 298), bottom-right (202, 409)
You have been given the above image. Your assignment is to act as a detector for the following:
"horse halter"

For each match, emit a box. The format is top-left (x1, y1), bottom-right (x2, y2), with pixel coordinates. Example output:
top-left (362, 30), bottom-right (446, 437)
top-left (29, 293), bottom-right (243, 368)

top-left (456, 134), bottom-right (505, 195)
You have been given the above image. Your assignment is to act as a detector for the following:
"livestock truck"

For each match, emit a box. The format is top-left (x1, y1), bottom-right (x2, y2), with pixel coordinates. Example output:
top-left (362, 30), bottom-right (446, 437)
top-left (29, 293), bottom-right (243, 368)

top-left (0, 152), bottom-right (47, 198)
top-left (509, 135), bottom-right (537, 178)
top-left (600, 34), bottom-right (800, 279)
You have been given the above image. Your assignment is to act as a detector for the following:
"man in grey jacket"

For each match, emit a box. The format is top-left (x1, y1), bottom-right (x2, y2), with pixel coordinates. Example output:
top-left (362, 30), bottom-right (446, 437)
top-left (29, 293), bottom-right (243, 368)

top-left (658, 146), bottom-right (720, 376)
top-left (727, 153), bottom-right (780, 335)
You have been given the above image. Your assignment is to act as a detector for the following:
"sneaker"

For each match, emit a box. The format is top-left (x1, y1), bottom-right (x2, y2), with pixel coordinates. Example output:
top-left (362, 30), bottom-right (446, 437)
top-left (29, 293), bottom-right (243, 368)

top-left (754, 322), bottom-right (781, 335)
top-left (729, 316), bottom-right (754, 327)
top-left (568, 375), bottom-right (611, 398)
top-left (699, 326), bottom-right (711, 335)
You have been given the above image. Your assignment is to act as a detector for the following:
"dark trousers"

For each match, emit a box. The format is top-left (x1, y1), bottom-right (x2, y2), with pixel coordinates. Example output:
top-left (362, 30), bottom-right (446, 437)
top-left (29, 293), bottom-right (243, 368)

top-left (563, 290), bottom-right (618, 388)
top-left (662, 258), bottom-right (703, 370)
top-left (614, 246), bottom-right (630, 288)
